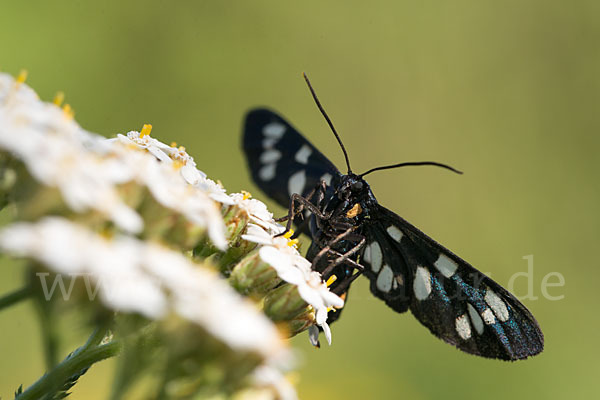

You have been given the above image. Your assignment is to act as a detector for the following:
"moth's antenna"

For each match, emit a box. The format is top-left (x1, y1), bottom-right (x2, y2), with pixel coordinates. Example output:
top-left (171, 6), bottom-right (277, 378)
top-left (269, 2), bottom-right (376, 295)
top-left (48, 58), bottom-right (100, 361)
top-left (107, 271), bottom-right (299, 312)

top-left (359, 161), bottom-right (463, 177)
top-left (303, 72), bottom-right (352, 174)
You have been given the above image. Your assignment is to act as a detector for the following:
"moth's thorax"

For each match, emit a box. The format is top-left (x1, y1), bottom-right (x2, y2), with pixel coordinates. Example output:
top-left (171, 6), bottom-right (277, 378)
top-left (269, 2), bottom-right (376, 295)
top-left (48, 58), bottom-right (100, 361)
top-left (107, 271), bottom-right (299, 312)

top-left (331, 173), bottom-right (377, 221)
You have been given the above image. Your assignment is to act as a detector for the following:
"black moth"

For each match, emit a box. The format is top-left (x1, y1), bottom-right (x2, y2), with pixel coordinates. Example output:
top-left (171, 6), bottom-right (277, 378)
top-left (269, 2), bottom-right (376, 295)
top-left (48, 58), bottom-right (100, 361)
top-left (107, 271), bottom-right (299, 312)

top-left (242, 74), bottom-right (543, 360)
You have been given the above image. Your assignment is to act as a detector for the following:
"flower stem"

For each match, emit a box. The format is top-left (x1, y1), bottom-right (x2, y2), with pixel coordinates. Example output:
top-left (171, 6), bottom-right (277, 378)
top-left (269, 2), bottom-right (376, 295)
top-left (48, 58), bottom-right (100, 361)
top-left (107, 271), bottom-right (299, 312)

top-left (15, 333), bottom-right (121, 400)
top-left (0, 285), bottom-right (32, 311)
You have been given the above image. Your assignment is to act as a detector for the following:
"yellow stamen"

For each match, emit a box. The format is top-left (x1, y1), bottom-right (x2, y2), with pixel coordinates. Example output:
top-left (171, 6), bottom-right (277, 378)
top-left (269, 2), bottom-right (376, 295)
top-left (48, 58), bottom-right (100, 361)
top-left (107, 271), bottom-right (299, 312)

top-left (140, 124), bottom-right (152, 138)
top-left (16, 69), bottom-right (28, 85)
top-left (62, 104), bottom-right (74, 119)
top-left (170, 141), bottom-right (177, 147)
top-left (326, 275), bottom-right (337, 287)
top-left (287, 238), bottom-right (299, 247)
top-left (53, 91), bottom-right (65, 106)
top-left (178, 146), bottom-right (186, 152)
top-left (283, 229), bottom-right (295, 239)
top-left (241, 190), bottom-right (252, 200)
top-left (172, 159), bottom-right (184, 170)
top-left (346, 203), bottom-right (362, 218)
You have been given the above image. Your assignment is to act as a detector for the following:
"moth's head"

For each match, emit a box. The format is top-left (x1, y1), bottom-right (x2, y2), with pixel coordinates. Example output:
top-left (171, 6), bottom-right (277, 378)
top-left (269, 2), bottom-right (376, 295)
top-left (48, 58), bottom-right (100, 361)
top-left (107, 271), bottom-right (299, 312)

top-left (337, 173), bottom-right (369, 200)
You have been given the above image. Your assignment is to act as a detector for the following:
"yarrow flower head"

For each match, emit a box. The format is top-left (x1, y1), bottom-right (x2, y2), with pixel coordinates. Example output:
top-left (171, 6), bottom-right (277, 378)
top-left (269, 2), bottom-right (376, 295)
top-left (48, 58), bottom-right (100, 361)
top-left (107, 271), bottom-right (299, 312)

top-left (0, 217), bottom-right (287, 356)
top-left (242, 223), bottom-right (345, 345)
top-left (0, 71), bottom-right (341, 399)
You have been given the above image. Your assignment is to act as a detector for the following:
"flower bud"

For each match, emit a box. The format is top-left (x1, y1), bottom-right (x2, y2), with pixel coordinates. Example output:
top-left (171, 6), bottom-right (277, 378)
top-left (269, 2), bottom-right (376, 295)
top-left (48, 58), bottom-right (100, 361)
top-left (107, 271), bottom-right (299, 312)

top-left (228, 252), bottom-right (281, 297)
top-left (263, 283), bottom-right (309, 324)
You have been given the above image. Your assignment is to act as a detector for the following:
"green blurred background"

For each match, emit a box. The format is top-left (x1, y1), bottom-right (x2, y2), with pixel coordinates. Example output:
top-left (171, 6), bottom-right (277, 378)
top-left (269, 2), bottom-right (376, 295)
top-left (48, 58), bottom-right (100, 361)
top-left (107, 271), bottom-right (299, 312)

top-left (1, 1), bottom-right (598, 398)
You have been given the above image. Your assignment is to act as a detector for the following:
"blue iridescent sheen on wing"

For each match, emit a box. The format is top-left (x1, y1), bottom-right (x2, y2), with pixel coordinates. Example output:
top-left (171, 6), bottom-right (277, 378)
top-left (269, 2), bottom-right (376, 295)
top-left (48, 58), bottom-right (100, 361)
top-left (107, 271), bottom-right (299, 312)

top-left (360, 205), bottom-right (544, 360)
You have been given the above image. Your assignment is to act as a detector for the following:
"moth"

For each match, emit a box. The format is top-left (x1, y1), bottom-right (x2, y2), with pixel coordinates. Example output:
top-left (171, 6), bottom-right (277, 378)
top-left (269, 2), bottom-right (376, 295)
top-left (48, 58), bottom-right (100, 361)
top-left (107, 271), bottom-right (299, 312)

top-left (242, 74), bottom-right (544, 360)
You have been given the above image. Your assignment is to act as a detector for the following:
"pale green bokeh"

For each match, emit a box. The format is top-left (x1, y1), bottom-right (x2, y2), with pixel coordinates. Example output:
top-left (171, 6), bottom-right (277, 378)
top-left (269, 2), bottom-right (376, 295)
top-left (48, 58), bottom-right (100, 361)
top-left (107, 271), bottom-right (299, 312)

top-left (1, 1), bottom-right (598, 398)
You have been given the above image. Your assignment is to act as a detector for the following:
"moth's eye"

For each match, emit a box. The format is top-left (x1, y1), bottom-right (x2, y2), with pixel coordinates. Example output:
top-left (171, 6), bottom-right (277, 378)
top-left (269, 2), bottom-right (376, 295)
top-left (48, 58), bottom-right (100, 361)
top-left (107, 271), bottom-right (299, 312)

top-left (351, 181), bottom-right (363, 191)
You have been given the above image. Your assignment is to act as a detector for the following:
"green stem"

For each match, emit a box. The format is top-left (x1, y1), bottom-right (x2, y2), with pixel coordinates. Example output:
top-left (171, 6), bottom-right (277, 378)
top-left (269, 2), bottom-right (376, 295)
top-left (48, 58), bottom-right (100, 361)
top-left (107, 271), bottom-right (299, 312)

top-left (16, 339), bottom-right (121, 400)
top-left (34, 293), bottom-right (59, 369)
top-left (0, 285), bottom-right (32, 311)
top-left (83, 327), bottom-right (112, 348)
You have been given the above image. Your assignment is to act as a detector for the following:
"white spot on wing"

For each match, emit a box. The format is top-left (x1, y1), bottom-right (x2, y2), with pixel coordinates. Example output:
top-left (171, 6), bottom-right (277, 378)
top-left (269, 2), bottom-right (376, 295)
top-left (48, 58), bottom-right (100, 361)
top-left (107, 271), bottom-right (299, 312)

top-left (363, 241), bottom-right (382, 273)
top-left (258, 163), bottom-right (276, 181)
top-left (434, 254), bottom-right (458, 278)
top-left (263, 122), bottom-right (286, 138)
top-left (392, 279), bottom-right (398, 290)
top-left (363, 243), bottom-right (371, 262)
top-left (386, 225), bottom-right (403, 242)
top-left (482, 308), bottom-right (496, 325)
top-left (376, 265), bottom-right (394, 293)
top-left (294, 144), bottom-right (312, 164)
top-left (455, 314), bottom-right (472, 340)
top-left (414, 266), bottom-right (432, 300)
top-left (287, 170), bottom-right (306, 197)
top-left (262, 137), bottom-right (277, 149)
top-left (467, 304), bottom-right (484, 334)
top-left (259, 149), bottom-right (281, 164)
top-left (485, 289), bottom-right (509, 322)
top-left (320, 173), bottom-right (333, 186)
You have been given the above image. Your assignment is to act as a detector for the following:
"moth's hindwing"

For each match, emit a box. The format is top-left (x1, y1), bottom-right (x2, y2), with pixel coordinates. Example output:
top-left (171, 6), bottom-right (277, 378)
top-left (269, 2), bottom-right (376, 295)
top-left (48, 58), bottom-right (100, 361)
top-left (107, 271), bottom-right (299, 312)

top-left (360, 205), bottom-right (544, 360)
top-left (243, 108), bottom-right (340, 209)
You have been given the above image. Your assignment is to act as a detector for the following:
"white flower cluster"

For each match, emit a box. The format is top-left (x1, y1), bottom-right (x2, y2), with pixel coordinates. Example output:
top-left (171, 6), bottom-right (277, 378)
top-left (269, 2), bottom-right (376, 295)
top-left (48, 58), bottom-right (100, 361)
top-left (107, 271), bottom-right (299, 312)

top-left (0, 71), bottom-right (344, 343)
top-left (242, 223), bottom-right (344, 345)
top-left (0, 217), bottom-right (285, 358)
top-left (0, 72), bottom-right (300, 398)
top-left (0, 71), bottom-right (345, 398)
top-left (0, 76), bottom-right (231, 249)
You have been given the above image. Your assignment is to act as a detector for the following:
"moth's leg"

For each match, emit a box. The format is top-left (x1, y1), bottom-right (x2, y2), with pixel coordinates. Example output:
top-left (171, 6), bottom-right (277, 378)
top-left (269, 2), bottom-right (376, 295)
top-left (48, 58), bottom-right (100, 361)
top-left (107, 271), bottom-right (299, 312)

top-left (275, 185), bottom-right (316, 225)
top-left (314, 179), bottom-right (328, 209)
top-left (288, 180), bottom-right (327, 240)
top-left (331, 220), bottom-right (354, 231)
top-left (304, 180), bottom-right (331, 238)
top-left (327, 235), bottom-right (369, 294)
top-left (275, 184), bottom-right (329, 236)
top-left (320, 237), bottom-right (366, 279)
top-left (275, 186), bottom-right (315, 228)
top-left (311, 227), bottom-right (353, 266)
top-left (322, 249), bottom-right (365, 272)
top-left (311, 227), bottom-right (362, 269)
